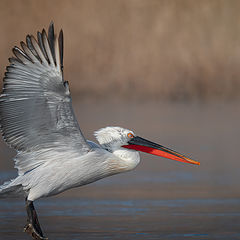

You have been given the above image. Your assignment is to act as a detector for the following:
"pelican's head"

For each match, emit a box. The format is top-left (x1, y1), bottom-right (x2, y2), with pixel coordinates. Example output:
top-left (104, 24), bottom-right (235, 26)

top-left (94, 127), bottom-right (135, 151)
top-left (94, 126), bottom-right (200, 166)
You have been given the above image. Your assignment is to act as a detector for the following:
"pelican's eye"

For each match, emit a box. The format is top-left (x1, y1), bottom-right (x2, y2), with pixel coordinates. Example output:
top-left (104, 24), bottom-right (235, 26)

top-left (127, 132), bottom-right (134, 138)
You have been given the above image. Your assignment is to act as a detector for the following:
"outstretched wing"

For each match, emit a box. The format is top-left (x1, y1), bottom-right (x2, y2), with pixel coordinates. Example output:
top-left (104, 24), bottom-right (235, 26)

top-left (0, 23), bottom-right (90, 168)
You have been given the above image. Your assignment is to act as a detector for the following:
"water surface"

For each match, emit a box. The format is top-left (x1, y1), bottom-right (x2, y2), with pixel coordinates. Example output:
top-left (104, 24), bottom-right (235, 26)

top-left (0, 101), bottom-right (240, 239)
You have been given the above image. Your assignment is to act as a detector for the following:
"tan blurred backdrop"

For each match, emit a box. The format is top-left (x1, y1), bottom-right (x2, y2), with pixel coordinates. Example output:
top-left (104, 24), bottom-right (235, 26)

top-left (1, 0), bottom-right (240, 101)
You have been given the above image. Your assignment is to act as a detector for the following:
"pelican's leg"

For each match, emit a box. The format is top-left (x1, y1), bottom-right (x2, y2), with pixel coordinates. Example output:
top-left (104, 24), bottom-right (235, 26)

top-left (24, 198), bottom-right (48, 240)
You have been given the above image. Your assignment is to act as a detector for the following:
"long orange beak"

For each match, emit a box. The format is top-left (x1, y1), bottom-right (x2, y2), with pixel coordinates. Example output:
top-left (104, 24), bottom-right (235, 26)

top-left (122, 136), bottom-right (200, 165)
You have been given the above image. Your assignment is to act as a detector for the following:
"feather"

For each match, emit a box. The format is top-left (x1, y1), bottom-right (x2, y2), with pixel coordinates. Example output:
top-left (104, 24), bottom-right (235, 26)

top-left (58, 29), bottom-right (64, 73)
top-left (30, 35), bottom-right (48, 65)
top-left (48, 21), bottom-right (56, 65)
top-left (20, 42), bottom-right (34, 63)
top-left (8, 57), bottom-right (21, 64)
top-left (37, 31), bottom-right (49, 63)
top-left (26, 35), bottom-right (41, 62)
top-left (0, 22), bottom-right (91, 175)
top-left (12, 47), bottom-right (29, 64)
top-left (54, 35), bottom-right (61, 72)
top-left (42, 29), bottom-right (55, 66)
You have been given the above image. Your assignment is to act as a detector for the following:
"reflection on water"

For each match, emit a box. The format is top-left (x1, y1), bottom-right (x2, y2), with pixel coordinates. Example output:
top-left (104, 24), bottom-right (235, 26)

top-left (1, 101), bottom-right (240, 239)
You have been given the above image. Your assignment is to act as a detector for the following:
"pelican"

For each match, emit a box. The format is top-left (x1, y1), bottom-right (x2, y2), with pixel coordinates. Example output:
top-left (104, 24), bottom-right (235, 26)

top-left (0, 23), bottom-right (200, 240)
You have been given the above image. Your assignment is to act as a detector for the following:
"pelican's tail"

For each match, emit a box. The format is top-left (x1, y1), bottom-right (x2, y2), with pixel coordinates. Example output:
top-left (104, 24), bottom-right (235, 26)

top-left (0, 179), bottom-right (26, 198)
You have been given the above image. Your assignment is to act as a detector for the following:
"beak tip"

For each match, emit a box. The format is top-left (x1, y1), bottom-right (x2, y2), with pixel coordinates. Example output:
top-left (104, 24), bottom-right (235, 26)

top-left (191, 160), bottom-right (200, 166)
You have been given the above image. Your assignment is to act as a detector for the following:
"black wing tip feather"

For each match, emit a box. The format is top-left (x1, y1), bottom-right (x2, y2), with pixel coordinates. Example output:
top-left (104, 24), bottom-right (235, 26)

top-left (8, 22), bottom-right (63, 71)
top-left (48, 21), bottom-right (56, 65)
top-left (12, 46), bottom-right (31, 63)
top-left (12, 46), bottom-right (21, 56)
top-left (37, 31), bottom-right (49, 64)
top-left (49, 21), bottom-right (54, 29)
top-left (58, 29), bottom-right (64, 72)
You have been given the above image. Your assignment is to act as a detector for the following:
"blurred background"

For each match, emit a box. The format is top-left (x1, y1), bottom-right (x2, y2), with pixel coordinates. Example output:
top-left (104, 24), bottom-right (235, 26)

top-left (1, 0), bottom-right (240, 100)
top-left (1, 1), bottom-right (240, 239)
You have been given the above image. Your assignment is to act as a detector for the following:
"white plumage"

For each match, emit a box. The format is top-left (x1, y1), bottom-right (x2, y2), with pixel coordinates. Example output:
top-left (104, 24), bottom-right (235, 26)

top-left (0, 23), bottom-right (199, 240)
top-left (1, 126), bottom-right (140, 201)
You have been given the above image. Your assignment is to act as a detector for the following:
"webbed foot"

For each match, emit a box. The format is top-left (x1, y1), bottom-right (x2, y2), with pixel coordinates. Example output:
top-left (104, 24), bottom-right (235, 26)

top-left (24, 199), bottom-right (48, 240)
top-left (24, 223), bottom-right (48, 240)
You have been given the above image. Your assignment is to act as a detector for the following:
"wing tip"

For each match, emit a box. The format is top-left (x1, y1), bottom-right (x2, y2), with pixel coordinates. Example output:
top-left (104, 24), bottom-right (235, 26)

top-left (48, 21), bottom-right (56, 64)
top-left (8, 22), bottom-right (64, 70)
top-left (58, 29), bottom-right (64, 72)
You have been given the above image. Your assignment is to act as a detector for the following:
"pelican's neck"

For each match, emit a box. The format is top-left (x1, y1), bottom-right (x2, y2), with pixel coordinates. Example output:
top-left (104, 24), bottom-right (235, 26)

top-left (109, 148), bottom-right (140, 172)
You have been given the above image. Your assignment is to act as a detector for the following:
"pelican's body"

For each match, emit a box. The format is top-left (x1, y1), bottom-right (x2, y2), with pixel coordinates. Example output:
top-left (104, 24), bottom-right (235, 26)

top-left (0, 23), bottom-right (199, 240)
top-left (5, 128), bottom-right (140, 201)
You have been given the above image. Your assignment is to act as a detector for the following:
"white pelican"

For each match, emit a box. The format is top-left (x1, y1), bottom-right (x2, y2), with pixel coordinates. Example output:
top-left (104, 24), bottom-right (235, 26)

top-left (0, 23), bottom-right (200, 240)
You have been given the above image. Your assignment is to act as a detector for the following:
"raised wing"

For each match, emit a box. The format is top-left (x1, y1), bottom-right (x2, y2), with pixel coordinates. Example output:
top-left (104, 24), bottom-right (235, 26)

top-left (0, 23), bottom-right (90, 163)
